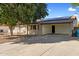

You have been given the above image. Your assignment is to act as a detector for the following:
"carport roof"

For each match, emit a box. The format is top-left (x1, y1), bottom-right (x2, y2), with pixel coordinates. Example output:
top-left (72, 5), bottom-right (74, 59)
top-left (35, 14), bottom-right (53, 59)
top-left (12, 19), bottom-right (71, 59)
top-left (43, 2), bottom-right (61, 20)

top-left (37, 16), bottom-right (76, 24)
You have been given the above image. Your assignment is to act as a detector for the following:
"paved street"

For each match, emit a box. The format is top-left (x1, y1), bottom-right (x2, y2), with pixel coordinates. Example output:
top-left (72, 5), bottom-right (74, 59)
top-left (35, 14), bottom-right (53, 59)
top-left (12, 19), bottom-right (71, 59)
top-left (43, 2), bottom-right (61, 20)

top-left (0, 35), bottom-right (79, 56)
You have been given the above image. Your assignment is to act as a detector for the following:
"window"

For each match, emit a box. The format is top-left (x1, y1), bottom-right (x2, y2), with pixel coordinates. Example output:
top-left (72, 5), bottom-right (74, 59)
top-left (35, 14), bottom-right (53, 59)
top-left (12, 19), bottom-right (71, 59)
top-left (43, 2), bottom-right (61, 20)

top-left (33, 25), bottom-right (36, 30)
top-left (30, 25), bottom-right (36, 30)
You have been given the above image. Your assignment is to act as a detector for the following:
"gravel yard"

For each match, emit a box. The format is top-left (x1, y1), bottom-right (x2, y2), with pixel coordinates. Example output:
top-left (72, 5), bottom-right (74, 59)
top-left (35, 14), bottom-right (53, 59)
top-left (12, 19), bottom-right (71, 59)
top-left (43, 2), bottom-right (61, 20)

top-left (0, 34), bottom-right (79, 56)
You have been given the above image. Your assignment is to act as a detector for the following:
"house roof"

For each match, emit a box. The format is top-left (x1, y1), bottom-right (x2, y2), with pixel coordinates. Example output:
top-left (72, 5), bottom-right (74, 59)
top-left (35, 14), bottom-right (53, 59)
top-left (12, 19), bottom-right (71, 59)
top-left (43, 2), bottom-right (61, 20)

top-left (37, 16), bottom-right (76, 24)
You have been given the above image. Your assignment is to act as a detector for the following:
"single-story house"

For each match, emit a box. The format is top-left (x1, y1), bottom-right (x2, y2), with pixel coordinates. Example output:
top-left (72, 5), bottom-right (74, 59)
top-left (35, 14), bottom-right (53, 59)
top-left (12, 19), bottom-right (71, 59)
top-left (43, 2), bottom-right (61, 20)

top-left (31, 16), bottom-right (77, 35)
top-left (0, 16), bottom-right (77, 35)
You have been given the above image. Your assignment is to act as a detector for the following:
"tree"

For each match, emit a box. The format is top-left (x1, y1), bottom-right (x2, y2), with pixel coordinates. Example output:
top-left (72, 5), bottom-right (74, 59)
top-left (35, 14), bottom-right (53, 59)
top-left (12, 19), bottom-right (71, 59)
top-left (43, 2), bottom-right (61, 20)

top-left (33, 3), bottom-right (48, 22)
top-left (0, 4), bottom-right (17, 36)
top-left (71, 3), bottom-right (79, 7)
top-left (12, 3), bottom-right (48, 35)
top-left (0, 3), bottom-right (48, 36)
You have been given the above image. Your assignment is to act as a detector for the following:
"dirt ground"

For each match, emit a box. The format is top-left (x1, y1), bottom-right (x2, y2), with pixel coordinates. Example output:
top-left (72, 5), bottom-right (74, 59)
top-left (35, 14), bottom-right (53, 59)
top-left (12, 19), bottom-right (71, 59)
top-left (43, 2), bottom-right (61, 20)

top-left (0, 34), bottom-right (24, 44)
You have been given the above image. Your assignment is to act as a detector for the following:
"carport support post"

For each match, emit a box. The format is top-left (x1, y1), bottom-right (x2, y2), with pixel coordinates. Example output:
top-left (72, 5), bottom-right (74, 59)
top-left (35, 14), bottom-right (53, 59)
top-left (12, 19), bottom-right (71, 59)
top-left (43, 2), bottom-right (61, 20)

top-left (27, 24), bottom-right (28, 36)
top-left (38, 23), bottom-right (41, 35)
top-left (38, 24), bottom-right (39, 35)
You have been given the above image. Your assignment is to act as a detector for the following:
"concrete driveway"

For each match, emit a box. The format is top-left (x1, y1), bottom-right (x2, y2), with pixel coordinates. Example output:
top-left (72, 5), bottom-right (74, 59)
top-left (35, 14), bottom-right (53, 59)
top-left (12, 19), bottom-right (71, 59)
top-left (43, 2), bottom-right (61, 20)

top-left (0, 34), bottom-right (79, 56)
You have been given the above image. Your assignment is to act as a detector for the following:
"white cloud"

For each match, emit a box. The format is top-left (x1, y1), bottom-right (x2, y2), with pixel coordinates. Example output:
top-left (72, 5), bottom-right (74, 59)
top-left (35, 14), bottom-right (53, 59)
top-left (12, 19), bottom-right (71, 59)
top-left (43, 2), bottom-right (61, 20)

top-left (68, 7), bottom-right (76, 11)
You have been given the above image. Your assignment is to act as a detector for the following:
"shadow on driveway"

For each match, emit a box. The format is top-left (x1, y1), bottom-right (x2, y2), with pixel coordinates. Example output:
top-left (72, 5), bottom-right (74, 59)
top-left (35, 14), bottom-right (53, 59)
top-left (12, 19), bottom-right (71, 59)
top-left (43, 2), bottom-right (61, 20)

top-left (11, 34), bottom-right (78, 44)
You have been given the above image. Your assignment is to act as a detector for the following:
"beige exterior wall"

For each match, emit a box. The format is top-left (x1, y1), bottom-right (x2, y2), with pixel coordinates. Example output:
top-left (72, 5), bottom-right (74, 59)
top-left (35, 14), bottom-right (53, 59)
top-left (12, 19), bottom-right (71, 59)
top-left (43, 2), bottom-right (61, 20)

top-left (42, 24), bottom-right (52, 34)
top-left (0, 25), bottom-right (39, 35)
top-left (41, 23), bottom-right (72, 35)
top-left (55, 23), bottom-right (72, 35)
top-left (0, 25), bottom-right (28, 35)
top-left (0, 26), bottom-right (9, 35)
top-left (38, 24), bottom-right (42, 35)
top-left (13, 25), bottom-right (39, 35)
top-left (0, 23), bottom-right (73, 35)
top-left (13, 25), bottom-right (28, 35)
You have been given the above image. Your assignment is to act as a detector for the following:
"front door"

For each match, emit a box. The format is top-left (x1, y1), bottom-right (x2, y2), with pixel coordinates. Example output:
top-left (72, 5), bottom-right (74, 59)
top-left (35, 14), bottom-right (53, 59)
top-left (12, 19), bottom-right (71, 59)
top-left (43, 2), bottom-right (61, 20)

top-left (52, 25), bottom-right (55, 34)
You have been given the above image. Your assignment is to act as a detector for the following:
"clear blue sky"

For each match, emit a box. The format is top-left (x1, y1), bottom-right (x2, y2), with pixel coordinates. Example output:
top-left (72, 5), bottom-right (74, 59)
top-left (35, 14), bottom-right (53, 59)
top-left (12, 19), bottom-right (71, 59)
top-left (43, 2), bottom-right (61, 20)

top-left (45, 3), bottom-right (79, 21)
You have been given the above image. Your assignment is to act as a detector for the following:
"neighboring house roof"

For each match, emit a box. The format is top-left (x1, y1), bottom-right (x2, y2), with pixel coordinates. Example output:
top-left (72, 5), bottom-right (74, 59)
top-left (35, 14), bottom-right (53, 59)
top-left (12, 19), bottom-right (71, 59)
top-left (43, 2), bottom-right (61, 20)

top-left (37, 16), bottom-right (77, 24)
